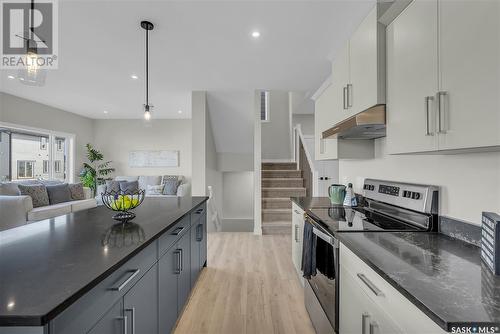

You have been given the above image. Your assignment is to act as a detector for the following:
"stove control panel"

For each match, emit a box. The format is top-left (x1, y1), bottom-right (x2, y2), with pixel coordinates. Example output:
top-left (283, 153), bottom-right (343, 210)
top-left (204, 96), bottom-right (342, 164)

top-left (363, 179), bottom-right (439, 214)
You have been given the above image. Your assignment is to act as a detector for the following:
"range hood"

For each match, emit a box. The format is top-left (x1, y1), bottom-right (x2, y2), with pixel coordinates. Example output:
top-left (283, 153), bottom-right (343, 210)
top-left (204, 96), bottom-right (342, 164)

top-left (322, 104), bottom-right (386, 140)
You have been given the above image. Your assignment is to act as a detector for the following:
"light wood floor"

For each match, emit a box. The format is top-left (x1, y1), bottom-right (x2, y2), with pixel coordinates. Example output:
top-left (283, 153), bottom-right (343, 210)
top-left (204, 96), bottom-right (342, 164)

top-left (173, 232), bottom-right (315, 334)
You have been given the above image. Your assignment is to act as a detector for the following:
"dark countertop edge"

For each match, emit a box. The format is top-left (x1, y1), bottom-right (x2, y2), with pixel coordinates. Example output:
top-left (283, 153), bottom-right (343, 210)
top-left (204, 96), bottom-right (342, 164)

top-left (1, 197), bottom-right (209, 327)
top-left (337, 233), bottom-right (449, 332)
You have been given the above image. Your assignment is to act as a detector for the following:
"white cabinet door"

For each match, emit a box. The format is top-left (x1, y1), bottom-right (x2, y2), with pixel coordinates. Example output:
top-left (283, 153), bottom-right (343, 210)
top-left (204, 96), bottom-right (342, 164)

top-left (386, 0), bottom-right (439, 154)
top-left (332, 42), bottom-right (351, 124)
top-left (349, 6), bottom-right (384, 118)
top-left (314, 84), bottom-right (339, 160)
top-left (437, 0), bottom-right (500, 150)
top-left (340, 262), bottom-right (402, 334)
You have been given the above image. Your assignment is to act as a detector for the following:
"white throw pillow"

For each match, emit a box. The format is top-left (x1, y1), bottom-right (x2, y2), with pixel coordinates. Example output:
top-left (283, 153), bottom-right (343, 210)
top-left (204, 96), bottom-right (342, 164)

top-left (146, 184), bottom-right (164, 195)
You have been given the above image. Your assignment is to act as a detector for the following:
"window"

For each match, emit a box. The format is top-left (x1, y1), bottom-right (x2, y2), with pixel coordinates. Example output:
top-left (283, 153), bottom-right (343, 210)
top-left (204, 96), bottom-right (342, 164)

top-left (40, 137), bottom-right (47, 150)
top-left (43, 160), bottom-right (49, 174)
top-left (54, 160), bottom-right (61, 173)
top-left (17, 160), bottom-right (35, 179)
top-left (260, 91), bottom-right (269, 122)
top-left (0, 124), bottom-right (73, 182)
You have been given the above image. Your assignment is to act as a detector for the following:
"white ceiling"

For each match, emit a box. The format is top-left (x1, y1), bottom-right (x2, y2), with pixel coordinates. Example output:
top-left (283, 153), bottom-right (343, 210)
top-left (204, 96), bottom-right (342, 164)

top-left (0, 0), bottom-right (374, 119)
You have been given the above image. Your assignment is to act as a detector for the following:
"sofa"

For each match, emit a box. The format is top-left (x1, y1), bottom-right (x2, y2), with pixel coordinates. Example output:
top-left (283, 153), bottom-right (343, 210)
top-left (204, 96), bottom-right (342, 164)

top-left (95, 175), bottom-right (189, 201)
top-left (0, 181), bottom-right (96, 231)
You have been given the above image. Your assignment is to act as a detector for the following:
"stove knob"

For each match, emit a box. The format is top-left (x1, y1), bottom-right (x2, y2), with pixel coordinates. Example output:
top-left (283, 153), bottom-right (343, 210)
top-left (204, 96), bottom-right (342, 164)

top-left (370, 185), bottom-right (375, 191)
top-left (412, 192), bottom-right (421, 200)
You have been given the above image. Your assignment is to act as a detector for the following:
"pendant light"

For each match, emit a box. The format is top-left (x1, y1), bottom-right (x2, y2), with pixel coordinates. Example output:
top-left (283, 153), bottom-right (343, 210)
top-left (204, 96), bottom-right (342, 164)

top-left (141, 21), bottom-right (154, 121)
top-left (18, 0), bottom-right (46, 86)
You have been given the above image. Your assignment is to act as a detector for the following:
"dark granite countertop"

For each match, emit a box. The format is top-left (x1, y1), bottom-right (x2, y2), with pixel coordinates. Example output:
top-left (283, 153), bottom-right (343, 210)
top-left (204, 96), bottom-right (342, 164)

top-left (291, 197), bottom-right (334, 210)
top-left (338, 232), bottom-right (500, 331)
top-left (0, 196), bottom-right (208, 326)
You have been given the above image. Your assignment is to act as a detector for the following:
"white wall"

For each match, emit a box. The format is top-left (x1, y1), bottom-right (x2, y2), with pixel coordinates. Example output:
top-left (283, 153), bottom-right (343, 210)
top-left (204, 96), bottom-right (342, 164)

top-left (93, 119), bottom-right (192, 188)
top-left (205, 106), bottom-right (223, 232)
top-left (293, 114), bottom-right (315, 136)
top-left (222, 171), bottom-right (254, 232)
top-left (191, 91), bottom-right (207, 196)
top-left (339, 138), bottom-right (500, 225)
top-left (0, 92), bottom-right (94, 181)
top-left (261, 91), bottom-right (292, 160)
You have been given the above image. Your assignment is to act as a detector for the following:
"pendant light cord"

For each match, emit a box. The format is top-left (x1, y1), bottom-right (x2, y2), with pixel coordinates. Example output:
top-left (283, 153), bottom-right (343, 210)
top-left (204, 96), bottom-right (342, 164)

top-left (145, 27), bottom-right (149, 107)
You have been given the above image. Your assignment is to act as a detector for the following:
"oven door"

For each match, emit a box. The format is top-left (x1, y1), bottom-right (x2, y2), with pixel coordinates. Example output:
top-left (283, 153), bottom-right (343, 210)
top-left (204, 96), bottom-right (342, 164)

top-left (307, 223), bottom-right (339, 333)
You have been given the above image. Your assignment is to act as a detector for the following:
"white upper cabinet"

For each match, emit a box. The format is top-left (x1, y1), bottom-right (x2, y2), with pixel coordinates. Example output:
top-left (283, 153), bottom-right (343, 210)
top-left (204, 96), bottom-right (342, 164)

top-left (386, 0), bottom-right (439, 154)
top-left (387, 0), bottom-right (500, 154)
top-left (437, 0), bottom-right (500, 150)
top-left (331, 43), bottom-right (350, 125)
top-left (349, 6), bottom-right (386, 117)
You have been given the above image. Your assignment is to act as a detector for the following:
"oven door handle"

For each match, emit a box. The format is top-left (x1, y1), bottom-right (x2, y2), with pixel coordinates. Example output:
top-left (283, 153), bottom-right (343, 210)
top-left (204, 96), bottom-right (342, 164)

top-left (312, 227), bottom-right (335, 246)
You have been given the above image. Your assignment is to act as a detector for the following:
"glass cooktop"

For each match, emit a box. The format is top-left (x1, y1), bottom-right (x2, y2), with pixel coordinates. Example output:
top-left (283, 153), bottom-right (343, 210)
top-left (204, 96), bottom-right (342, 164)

top-left (307, 207), bottom-right (424, 233)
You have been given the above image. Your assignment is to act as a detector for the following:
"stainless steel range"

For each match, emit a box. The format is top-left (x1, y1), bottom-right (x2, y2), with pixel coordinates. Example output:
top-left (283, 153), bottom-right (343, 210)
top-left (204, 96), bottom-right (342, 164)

top-left (303, 179), bottom-right (439, 334)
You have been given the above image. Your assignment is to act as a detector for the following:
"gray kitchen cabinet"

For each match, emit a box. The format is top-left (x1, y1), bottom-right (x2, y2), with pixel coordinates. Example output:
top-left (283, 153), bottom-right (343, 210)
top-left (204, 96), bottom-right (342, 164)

top-left (190, 218), bottom-right (201, 288)
top-left (177, 232), bottom-right (191, 313)
top-left (123, 265), bottom-right (158, 334)
top-left (158, 246), bottom-right (179, 334)
top-left (199, 214), bottom-right (207, 268)
top-left (88, 300), bottom-right (127, 334)
top-left (87, 300), bottom-right (124, 334)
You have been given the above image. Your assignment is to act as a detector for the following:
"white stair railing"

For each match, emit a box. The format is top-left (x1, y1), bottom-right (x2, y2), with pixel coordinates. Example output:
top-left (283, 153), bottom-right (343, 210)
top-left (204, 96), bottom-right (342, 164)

top-left (293, 125), bottom-right (319, 197)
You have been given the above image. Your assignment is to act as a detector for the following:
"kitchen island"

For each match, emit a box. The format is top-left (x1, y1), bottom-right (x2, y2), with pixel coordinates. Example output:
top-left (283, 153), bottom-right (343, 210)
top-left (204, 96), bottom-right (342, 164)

top-left (0, 196), bottom-right (208, 334)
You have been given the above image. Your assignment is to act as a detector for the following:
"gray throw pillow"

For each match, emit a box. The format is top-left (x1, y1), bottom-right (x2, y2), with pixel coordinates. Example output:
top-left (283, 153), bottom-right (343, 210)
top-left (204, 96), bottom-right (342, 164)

top-left (105, 180), bottom-right (123, 193)
top-left (68, 183), bottom-right (85, 200)
top-left (46, 184), bottom-right (72, 205)
top-left (0, 182), bottom-right (21, 196)
top-left (18, 184), bottom-right (50, 208)
top-left (120, 181), bottom-right (139, 193)
top-left (162, 179), bottom-right (180, 195)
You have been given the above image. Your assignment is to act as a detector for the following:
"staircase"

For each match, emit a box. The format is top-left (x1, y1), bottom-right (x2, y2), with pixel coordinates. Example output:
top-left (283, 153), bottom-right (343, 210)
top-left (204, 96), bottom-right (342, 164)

top-left (261, 162), bottom-right (306, 234)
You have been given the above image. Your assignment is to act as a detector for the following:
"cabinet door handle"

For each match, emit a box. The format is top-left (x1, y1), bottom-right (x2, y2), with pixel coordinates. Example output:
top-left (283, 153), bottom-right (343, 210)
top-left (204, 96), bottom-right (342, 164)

top-left (343, 86), bottom-right (348, 110)
top-left (437, 91), bottom-right (447, 134)
top-left (347, 83), bottom-right (353, 108)
top-left (170, 226), bottom-right (185, 236)
top-left (357, 273), bottom-right (384, 297)
top-left (425, 96), bottom-right (434, 136)
top-left (179, 248), bottom-right (184, 272)
top-left (117, 315), bottom-right (128, 334)
top-left (196, 223), bottom-right (203, 242)
top-left (361, 313), bottom-right (370, 334)
top-left (174, 249), bottom-right (182, 274)
top-left (125, 308), bottom-right (135, 334)
top-left (369, 321), bottom-right (379, 334)
top-left (109, 269), bottom-right (141, 291)
top-left (294, 225), bottom-right (299, 242)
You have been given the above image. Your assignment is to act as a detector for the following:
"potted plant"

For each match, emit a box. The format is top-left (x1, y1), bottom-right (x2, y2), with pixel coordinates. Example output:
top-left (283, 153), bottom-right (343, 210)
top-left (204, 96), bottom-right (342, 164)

top-left (79, 143), bottom-right (115, 196)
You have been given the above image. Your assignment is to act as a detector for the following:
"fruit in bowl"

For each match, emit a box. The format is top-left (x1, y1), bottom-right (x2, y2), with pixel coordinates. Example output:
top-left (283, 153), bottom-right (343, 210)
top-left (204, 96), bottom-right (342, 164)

top-left (101, 190), bottom-right (146, 223)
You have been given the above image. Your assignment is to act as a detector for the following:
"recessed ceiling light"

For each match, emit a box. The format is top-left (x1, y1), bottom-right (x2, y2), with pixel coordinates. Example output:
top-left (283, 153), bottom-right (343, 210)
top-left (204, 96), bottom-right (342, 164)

top-left (7, 75), bottom-right (15, 79)
top-left (130, 74), bottom-right (138, 79)
top-left (178, 110), bottom-right (183, 114)
top-left (251, 31), bottom-right (261, 38)
top-left (103, 110), bottom-right (109, 114)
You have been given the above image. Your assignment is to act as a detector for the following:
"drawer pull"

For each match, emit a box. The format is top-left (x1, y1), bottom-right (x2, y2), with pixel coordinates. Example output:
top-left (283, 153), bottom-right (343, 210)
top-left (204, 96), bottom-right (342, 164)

top-left (357, 273), bottom-right (384, 297)
top-left (361, 313), bottom-right (370, 334)
top-left (170, 226), bottom-right (185, 236)
top-left (195, 208), bottom-right (204, 214)
top-left (294, 210), bottom-right (301, 215)
top-left (110, 269), bottom-right (140, 291)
